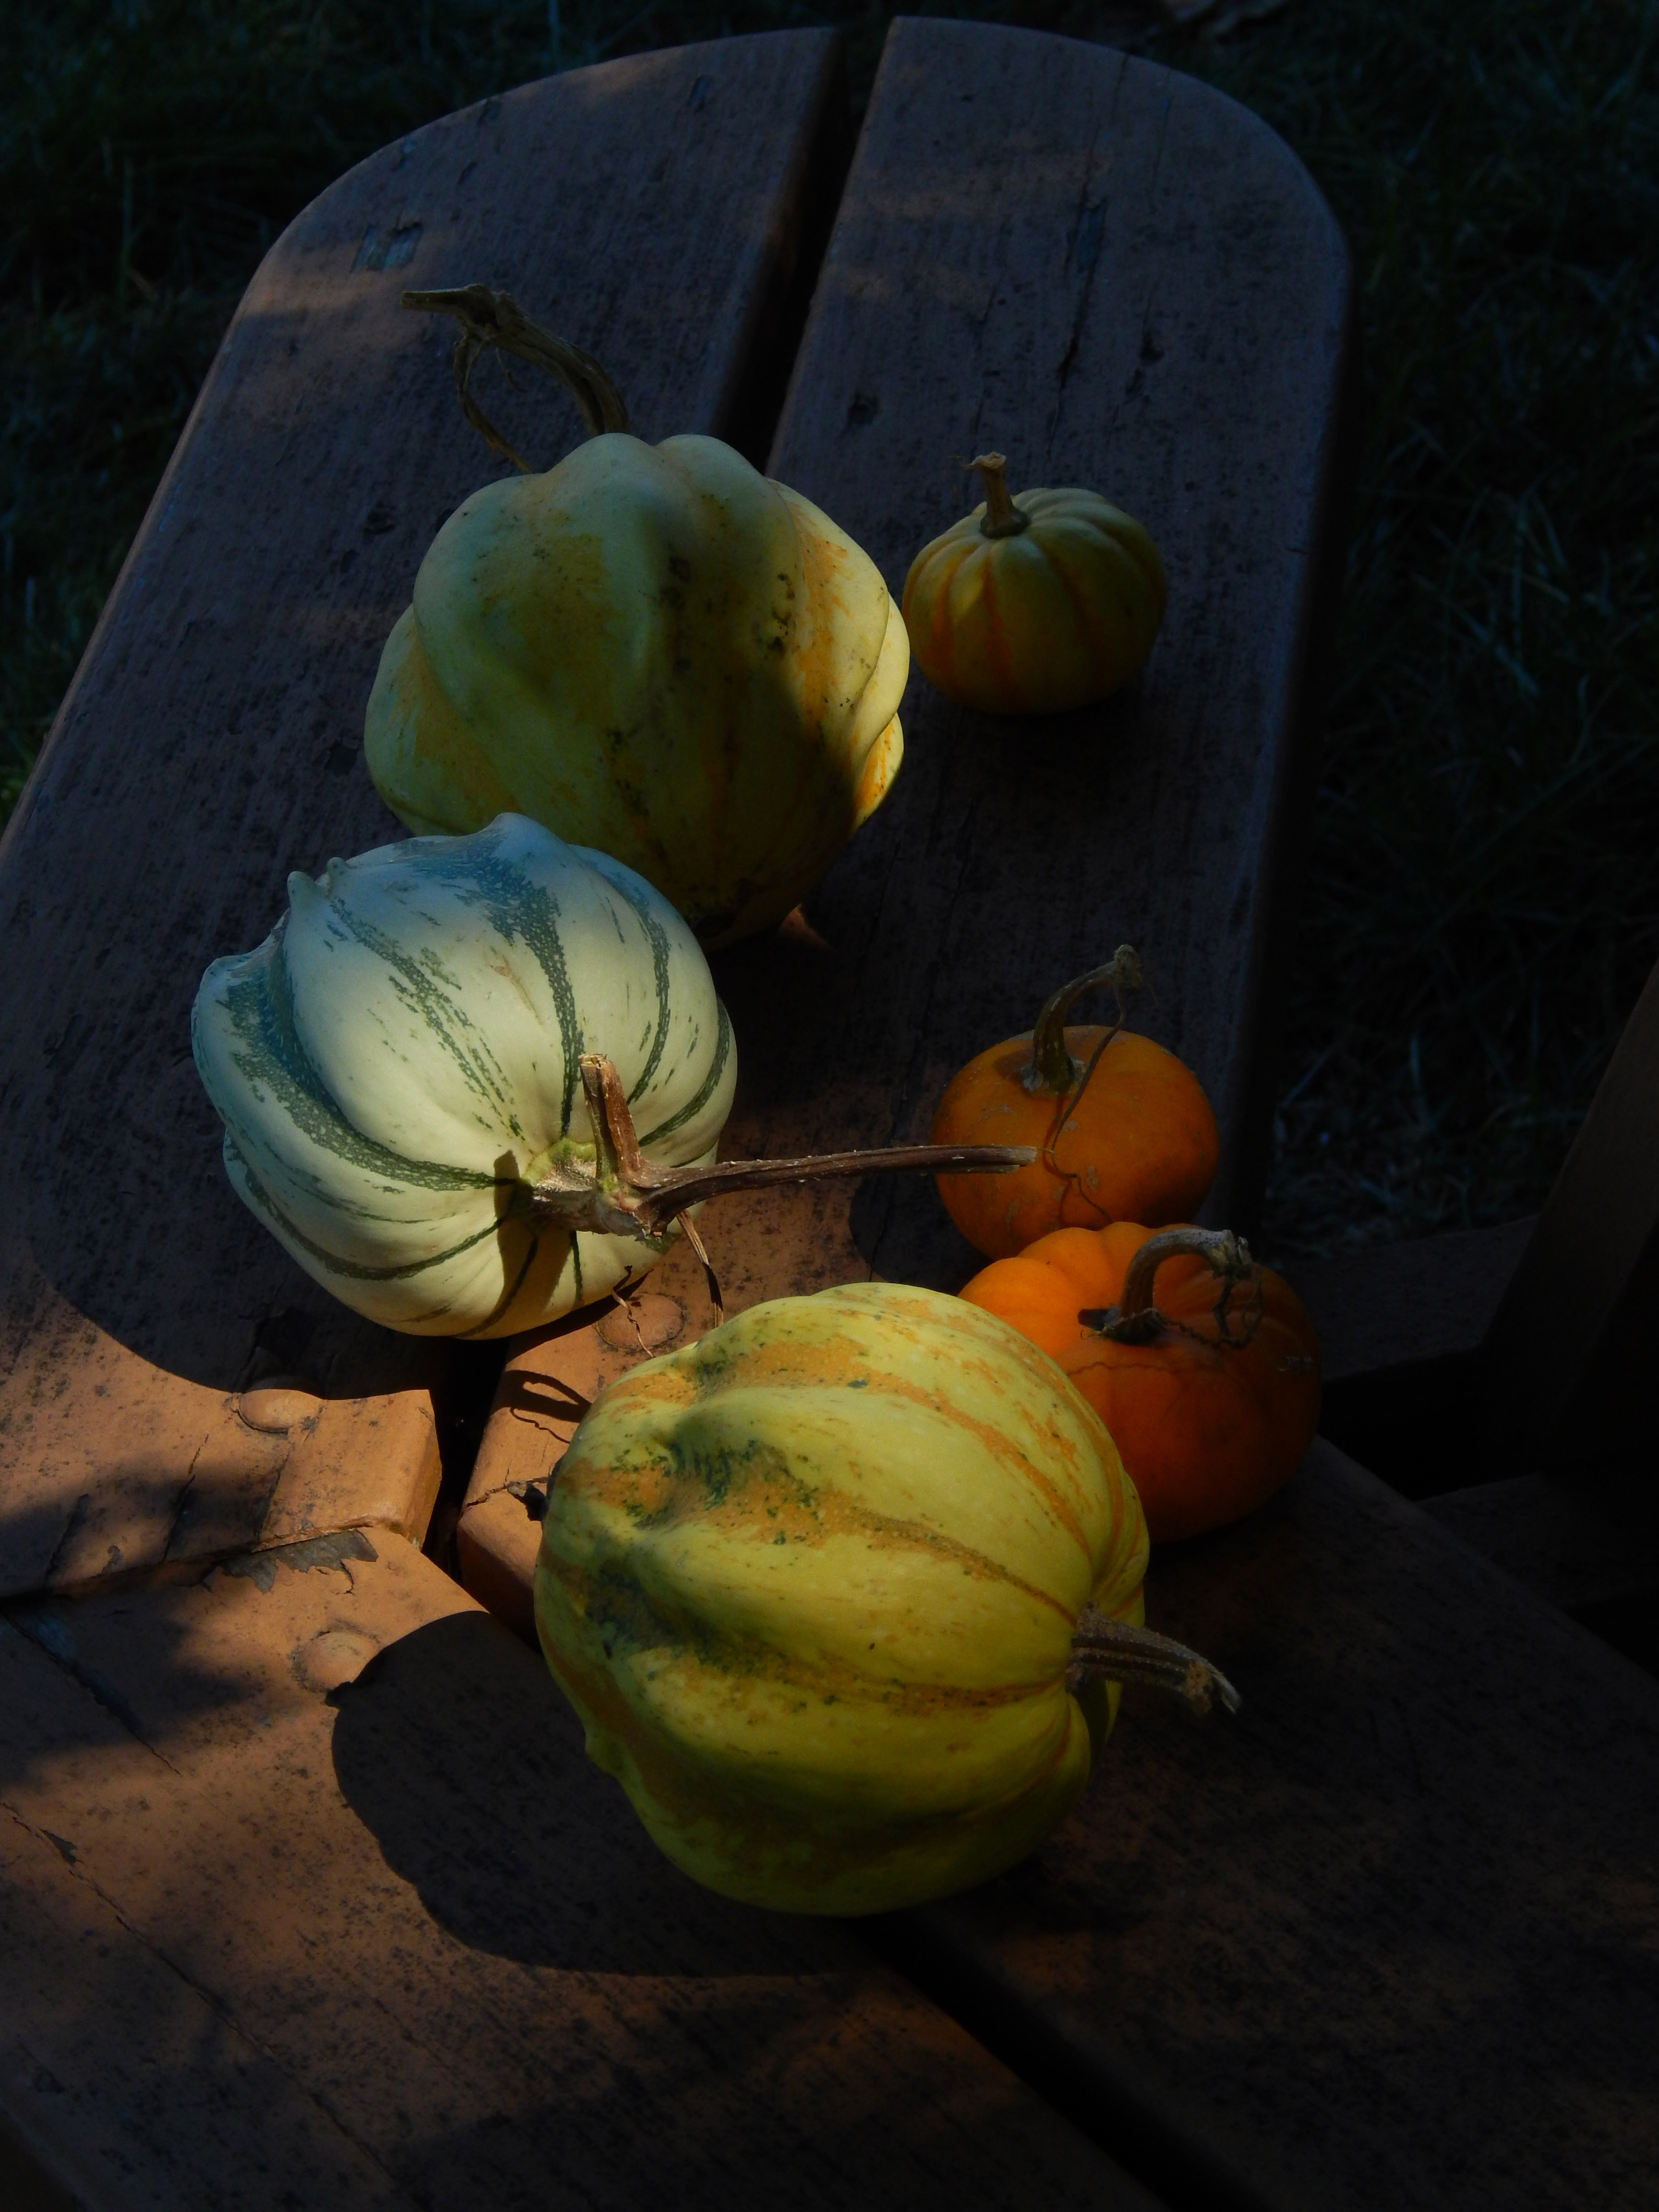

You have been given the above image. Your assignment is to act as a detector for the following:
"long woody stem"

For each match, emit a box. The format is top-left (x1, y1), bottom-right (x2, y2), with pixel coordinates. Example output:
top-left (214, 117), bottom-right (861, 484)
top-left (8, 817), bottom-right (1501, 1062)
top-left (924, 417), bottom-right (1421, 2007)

top-left (403, 283), bottom-right (630, 468)
top-left (1025, 945), bottom-right (1144, 1095)
top-left (970, 453), bottom-right (1032, 540)
top-left (529, 1053), bottom-right (1036, 1238)
top-left (1069, 1604), bottom-right (1240, 1715)
top-left (634, 1141), bottom-right (1038, 1227)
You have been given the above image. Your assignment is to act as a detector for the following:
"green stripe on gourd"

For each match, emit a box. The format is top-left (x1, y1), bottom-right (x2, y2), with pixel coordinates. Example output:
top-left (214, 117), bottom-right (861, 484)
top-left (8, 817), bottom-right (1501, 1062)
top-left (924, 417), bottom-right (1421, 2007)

top-left (211, 966), bottom-right (498, 1200)
top-left (194, 814), bottom-right (735, 1337)
top-left (636, 1000), bottom-right (732, 1147)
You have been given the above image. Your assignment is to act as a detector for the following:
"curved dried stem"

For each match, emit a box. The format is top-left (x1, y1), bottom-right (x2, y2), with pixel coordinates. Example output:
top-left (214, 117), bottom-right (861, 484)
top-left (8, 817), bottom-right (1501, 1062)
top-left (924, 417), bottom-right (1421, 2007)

top-left (403, 282), bottom-right (629, 469)
top-left (1077, 1225), bottom-right (1261, 1349)
top-left (1025, 944), bottom-right (1144, 1097)
top-left (673, 1209), bottom-right (725, 1325)
top-left (1068, 1603), bottom-right (1240, 1715)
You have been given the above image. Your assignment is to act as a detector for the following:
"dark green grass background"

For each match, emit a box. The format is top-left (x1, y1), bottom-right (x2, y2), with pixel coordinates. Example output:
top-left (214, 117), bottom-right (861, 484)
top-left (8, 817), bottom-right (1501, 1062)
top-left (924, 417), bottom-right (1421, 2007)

top-left (4, 0), bottom-right (1657, 1257)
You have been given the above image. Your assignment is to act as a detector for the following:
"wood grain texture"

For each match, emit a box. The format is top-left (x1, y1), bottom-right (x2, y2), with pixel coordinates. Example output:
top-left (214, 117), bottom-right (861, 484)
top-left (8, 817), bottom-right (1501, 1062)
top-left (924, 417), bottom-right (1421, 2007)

top-left (702, 17), bottom-right (1353, 1316)
top-left (0, 1334), bottom-right (439, 1600)
top-left (0, 1539), bottom-right (1160, 2211)
top-left (898, 1440), bottom-right (1659, 2212)
top-left (0, 32), bottom-right (847, 1601)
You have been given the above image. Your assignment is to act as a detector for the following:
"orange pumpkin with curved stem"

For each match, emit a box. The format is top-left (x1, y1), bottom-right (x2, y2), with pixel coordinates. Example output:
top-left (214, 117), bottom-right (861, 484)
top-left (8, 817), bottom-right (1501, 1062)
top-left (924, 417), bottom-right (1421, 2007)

top-left (959, 1222), bottom-right (1320, 1542)
top-left (930, 950), bottom-right (1219, 1260)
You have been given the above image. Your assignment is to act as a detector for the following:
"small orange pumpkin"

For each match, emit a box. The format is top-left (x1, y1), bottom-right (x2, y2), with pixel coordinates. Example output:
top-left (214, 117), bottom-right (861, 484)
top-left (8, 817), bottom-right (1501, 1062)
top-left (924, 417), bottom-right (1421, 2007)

top-left (960, 1222), bottom-right (1320, 1543)
top-left (901, 453), bottom-right (1166, 716)
top-left (931, 950), bottom-right (1219, 1260)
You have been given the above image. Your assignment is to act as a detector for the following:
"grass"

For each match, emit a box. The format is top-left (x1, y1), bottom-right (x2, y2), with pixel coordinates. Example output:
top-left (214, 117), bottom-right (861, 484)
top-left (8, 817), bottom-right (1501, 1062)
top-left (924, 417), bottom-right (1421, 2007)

top-left (1194, 0), bottom-right (1659, 1251)
top-left (4, 0), bottom-right (1657, 1257)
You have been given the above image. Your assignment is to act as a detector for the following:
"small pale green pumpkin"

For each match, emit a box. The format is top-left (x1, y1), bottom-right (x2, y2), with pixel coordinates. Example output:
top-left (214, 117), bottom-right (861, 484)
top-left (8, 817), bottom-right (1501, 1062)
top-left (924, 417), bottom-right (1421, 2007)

top-left (191, 814), bottom-right (735, 1336)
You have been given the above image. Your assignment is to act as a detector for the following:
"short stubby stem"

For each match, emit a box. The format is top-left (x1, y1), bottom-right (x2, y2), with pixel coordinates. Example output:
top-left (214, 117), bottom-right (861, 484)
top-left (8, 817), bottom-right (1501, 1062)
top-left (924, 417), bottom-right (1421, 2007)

top-left (1068, 1604), bottom-right (1240, 1715)
top-left (970, 452), bottom-right (1033, 540)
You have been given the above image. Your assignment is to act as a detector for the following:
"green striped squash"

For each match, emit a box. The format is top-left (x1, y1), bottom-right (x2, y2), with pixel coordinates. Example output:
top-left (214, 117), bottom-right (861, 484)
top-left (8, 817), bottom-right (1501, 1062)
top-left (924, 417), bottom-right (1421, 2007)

top-left (191, 813), bottom-right (735, 1336)
top-left (534, 1281), bottom-right (1149, 1914)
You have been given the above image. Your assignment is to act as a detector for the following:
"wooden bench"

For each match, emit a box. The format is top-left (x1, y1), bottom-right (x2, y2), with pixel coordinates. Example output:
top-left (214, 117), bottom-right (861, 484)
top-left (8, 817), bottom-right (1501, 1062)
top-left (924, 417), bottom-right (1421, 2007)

top-left (0, 28), bottom-right (1260, 2206)
top-left (13, 19), bottom-right (1659, 2212)
top-left (1, 1529), bottom-right (1161, 2210)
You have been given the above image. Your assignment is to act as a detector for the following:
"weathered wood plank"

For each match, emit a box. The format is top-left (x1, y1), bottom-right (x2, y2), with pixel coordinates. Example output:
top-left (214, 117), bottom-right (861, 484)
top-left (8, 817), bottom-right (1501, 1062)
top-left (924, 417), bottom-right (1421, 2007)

top-left (0, 1778), bottom-right (407, 2208)
top-left (0, 32), bottom-right (848, 1600)
top-left (897, 1439), bottom-right (1659, 2212)
top-left (457, 1256), bottom-right (707, 1638)
top-left (0, 1539), bottom-right (1161, 2210)
top-left (1299, 1216), bottom-right (1534, 1501)
top-left (1420, 1471), bottom-right (1659, 1611)
top-left (717, 16), bottom-right (1353, 1295)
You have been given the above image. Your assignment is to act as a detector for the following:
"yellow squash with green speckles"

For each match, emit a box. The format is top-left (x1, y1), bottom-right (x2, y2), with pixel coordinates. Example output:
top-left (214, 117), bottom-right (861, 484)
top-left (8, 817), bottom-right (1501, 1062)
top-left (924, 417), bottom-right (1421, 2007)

top-left (533, 1281), bottom-right (1149, 1915)
top-left (365, 432), bottom-right (908, 948)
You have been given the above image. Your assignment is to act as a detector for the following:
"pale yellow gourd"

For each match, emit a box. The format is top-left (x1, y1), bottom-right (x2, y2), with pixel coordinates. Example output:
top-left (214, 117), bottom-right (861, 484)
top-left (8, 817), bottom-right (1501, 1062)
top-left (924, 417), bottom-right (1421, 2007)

top-left (365, 288), bottom-right (908, 947)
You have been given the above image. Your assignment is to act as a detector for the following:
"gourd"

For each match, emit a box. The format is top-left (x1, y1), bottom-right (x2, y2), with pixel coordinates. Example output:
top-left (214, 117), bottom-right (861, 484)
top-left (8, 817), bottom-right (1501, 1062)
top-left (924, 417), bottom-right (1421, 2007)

top-left (960, 1223), bottom-right (1321, 1543)
top-left (363, 286), bottom-right (909, 948)
top-left (192, 814), bottom-right (1033, 1337)
top-left (931, 950), bottom-right (1218, 1260)
top-left (901, 453), bottom-right (1166, 716)
top-left (534, 1280), bottom-right (1237, 1915)
top-left (191, 814), bottom-right (738, 1337)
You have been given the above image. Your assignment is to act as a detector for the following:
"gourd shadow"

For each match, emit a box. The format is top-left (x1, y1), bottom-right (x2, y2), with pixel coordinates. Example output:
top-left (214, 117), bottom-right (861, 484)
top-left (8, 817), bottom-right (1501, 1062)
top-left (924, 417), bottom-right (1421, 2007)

top-left (327, 1608), bottom-right (847, 1979)
top-left (946, 683), bottom-right (1144, 768)
top-left (707, 668), bottom-right (1179, 1157)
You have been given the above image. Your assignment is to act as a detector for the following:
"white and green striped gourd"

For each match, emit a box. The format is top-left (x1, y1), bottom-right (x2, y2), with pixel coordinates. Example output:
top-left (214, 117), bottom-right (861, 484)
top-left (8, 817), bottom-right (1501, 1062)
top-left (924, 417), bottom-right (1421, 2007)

top-left (191, 813), bottom-right (736, 1336)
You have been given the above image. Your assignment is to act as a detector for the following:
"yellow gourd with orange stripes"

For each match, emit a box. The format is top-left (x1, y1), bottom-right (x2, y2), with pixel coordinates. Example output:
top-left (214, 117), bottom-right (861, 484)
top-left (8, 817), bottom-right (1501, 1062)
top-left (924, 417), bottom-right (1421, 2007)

top-left (533, 1281), bottom-right (1150, 1914)
top-left (902, 453), bottom-right (1166, 716)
